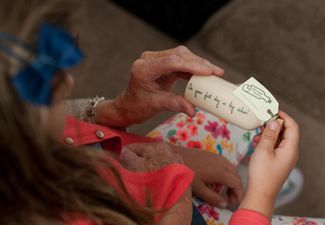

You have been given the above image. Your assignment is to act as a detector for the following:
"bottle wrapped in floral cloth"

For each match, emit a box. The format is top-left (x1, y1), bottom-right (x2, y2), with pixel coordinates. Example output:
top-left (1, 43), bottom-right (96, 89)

top-left (184, 76), bottom-right (279, 130)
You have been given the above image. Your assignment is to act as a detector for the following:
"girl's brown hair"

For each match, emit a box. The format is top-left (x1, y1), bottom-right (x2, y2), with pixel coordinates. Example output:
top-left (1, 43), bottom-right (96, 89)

top-left (0, 0), bottom-right (153, 224)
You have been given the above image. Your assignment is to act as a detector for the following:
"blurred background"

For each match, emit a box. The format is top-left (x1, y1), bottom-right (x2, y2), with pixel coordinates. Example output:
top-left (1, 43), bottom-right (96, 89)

top-left (72, 0), bottom-right (325, 218)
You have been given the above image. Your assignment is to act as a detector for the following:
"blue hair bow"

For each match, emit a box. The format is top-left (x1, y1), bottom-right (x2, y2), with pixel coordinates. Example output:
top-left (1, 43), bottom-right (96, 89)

top-left (0, 23), bottom-right (84, 105)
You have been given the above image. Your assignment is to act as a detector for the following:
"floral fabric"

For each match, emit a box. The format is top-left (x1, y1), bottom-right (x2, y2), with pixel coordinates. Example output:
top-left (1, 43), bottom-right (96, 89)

top-left (147, 109), bottom-right (325, 225)
top-left (147, 109), bottom-right (258, 166)
top-left (147, 109), bottom-right (257, 225)
top-left (271, 216), bottom-right (325, 225)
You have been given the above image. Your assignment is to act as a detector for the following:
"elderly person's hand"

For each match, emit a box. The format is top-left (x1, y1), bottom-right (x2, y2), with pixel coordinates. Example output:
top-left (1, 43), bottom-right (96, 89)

top-left (120, 142), bottom-right (184, 172)
top-left (95, 46), bottom-right (224, 127)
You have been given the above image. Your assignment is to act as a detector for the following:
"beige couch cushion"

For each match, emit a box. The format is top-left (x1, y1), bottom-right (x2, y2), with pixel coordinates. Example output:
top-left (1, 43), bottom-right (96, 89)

top-left (194, 0), bottom-right (325, 123)
top-left (73, 0), bottom-right (177, 99)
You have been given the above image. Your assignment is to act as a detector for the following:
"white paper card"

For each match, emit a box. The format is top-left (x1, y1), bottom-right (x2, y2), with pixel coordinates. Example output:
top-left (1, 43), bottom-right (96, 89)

top-left (233, 77), bottom-right (279, 121)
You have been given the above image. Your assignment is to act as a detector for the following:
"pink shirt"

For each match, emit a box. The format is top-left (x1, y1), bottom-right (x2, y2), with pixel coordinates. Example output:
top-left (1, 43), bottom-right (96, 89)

top-left (63, 116), bottom-right (271, 225)
top-left (229, 209), bottom-right (271, 225)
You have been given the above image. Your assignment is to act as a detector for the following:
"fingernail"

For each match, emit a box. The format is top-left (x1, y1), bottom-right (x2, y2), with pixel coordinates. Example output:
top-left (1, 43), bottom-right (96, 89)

top-left (268, 120), bottom-right (279, 130)
top-left (277, 118), bottom-right (284, 126)
top-left (218, 201), bottom-right (227, 208)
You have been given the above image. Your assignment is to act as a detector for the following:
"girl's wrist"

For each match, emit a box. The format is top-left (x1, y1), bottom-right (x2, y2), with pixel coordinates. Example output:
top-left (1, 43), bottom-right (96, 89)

top-left (239, 187), bottom-right (276, 219)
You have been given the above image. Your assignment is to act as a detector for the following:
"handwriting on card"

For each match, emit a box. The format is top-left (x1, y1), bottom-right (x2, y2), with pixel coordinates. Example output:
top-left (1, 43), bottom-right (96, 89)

top-left (188, 82), bottom-right (250, 115)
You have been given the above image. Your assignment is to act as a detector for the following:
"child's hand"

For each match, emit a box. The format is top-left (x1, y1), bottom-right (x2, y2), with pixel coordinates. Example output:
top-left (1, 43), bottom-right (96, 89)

top-left (171, 144), bottom-right (243, 208)
top-left (240, 111), bottom-right (299, 218)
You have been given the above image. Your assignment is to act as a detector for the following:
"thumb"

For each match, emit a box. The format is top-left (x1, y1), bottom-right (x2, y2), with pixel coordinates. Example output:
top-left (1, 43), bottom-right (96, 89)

top-left (153, 92), bottom-right (194, 116)
top-left (163, 94), bottom-right (196, 117)
top-left (256, 119), bottom-right (283, 152)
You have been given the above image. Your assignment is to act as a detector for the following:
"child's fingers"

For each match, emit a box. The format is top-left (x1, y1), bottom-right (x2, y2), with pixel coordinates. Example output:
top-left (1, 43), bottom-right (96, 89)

top-left (253, 134), bottom-right (261, 147)
top-left (256, 120), bottom-right (284, 154)
top-left (216, 170), bottom-right (243, 203)
top-left (278, 111), bottom-right (300, 148)
top-left (275, 112), bottom-right (300, 166)
top-left (194, 182), bottom-right (228, 208)
top-left (227, 189), bottom-right (239, 205)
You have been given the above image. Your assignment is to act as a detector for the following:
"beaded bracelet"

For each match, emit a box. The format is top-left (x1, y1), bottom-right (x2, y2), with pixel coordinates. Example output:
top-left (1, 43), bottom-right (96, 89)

top-left (85, 96), bottom-right (105, 123)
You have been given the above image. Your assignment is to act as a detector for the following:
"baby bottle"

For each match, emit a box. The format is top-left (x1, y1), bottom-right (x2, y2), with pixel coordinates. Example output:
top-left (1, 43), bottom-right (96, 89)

top-left (184, 75), bottom-right (269, 130)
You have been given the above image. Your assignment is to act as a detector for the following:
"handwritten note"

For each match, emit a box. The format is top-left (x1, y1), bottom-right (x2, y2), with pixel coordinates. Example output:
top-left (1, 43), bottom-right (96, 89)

top-left (187, 82), bottom-right (250, 116)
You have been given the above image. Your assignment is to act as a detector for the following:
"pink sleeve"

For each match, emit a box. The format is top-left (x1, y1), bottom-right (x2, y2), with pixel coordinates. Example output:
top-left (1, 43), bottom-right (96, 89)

top-left (67, 156), bottom-right (194, 225)
top-left (229, 209), bottom-right (271, 225)
top-left (98, 156), bottom-right (195, 210)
